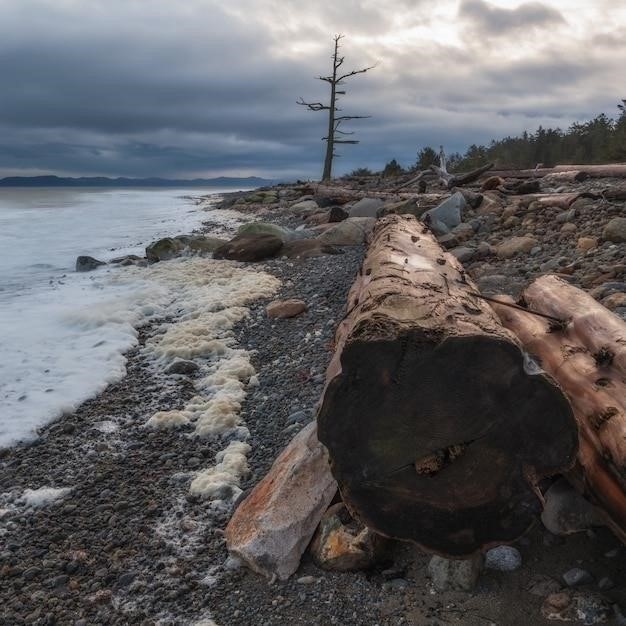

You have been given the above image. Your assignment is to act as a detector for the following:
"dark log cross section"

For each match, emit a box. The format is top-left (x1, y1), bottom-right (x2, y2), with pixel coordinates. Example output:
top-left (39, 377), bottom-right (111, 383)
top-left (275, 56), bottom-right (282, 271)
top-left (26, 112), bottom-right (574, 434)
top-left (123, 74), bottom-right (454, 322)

top-left (317, 215), bottom-right (578, 556)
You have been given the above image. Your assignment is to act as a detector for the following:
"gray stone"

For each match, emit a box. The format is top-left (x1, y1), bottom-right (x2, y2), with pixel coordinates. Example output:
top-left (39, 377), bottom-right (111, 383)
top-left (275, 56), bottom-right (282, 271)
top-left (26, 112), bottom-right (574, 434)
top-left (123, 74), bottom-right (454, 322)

top-left (484, 545), bottom-right (522, 572)
top-left (422, 192), bottom-right (466, 233)
top-left (428, 554), bottom-right (484, 592)
top-left (542, 479), bottom-right (605, 535)
top-left (165, 359), bottom-right (199, 375)
top-left (348, 197), bottom-right (384, 218)
top-left (450, 246), bottom-right (475, 264)
top-left (317, 218), bottom-right (376, 246)
top-left (290, 200), bottom-right (320, 213)
top-left (213, 233), bottom-right (283, 262)
top-left (603, 217), bottom-right (626, 243)
top-left (437, 233), bottom-right (459, 249)
top-left (563, 568), bottom-right (594, 587)
top-left (237, 222), bottom-right (295, 242)
top-left (75, 256), bottom-right (105, 272)
top-left (527, 574), bottom-right (562, 597)
top-left (556, 209), bottom-right (576, 223)
top-left (598, 577), bottom-right (614, 591)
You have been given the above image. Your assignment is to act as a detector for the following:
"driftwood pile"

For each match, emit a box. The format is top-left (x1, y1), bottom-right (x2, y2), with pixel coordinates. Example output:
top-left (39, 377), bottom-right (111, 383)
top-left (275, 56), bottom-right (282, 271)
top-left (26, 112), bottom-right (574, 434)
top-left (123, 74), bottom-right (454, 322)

top-left (226, 171), bottom-right (626, 581)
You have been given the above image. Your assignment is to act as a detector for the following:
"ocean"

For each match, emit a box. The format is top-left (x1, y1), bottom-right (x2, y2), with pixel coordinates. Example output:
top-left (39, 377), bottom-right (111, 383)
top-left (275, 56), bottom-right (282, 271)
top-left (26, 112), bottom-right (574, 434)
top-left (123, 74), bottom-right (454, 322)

top-left (0, 186), bottom-right (246, 448)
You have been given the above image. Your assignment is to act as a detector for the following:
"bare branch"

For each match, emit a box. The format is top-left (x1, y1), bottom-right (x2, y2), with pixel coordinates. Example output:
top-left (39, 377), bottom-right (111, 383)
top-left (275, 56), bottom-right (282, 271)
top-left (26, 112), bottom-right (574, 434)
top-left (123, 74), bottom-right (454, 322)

top-left (337, 65), bottom-right (376, 82)
top-left (296, 97), bottom-right (330, 111)
top-left (334, 139), bottom-right (359, 144)
top-left (334, 115), bottom-right (371, 121)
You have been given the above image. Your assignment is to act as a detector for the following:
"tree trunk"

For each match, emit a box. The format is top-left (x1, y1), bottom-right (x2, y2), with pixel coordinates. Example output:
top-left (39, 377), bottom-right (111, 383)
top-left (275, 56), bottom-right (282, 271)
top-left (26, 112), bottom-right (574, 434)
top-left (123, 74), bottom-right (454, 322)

top-left (491, 276), bottom-right (626, 543)
top-left (316, 215), bottom-right (578, 557)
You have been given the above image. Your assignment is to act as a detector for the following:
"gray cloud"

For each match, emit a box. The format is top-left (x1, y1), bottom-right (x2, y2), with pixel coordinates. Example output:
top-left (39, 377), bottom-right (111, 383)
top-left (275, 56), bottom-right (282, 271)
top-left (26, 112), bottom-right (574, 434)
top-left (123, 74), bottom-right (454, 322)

top-left (459, 0), bottom-right (564, 34)
top-left (0, 0), bottom-right (623, 179)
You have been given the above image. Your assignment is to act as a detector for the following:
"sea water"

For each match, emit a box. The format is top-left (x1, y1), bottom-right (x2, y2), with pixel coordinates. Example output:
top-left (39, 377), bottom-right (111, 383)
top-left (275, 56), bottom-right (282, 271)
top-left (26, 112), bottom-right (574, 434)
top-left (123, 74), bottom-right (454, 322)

top-left (0, 187), bottom-right (245, 447)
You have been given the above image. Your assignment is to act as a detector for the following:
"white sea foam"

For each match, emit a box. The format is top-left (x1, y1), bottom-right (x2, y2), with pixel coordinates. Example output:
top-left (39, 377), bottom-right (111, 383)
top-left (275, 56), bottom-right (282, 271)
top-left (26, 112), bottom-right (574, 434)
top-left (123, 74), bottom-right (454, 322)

top-left (20, 487), bottom-right (72, 507)
top-left (189, 441), bottom-right (251, 504)
top-left (0, 188), bottom-right (255, 447)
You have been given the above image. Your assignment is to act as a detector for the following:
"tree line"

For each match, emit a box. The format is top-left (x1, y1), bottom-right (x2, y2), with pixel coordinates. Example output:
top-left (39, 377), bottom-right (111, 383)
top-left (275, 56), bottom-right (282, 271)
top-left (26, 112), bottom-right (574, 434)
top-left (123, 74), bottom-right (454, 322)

top-left (351, 102), bottom-right (626, 178)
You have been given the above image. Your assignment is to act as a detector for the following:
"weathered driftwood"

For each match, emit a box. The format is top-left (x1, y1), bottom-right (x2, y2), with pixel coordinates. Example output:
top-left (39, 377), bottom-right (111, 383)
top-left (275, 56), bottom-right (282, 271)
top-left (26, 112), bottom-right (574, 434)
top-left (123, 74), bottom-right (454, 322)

top-left (317, 215), bottom-right (578, 556)
top-left (399, 163), bottom-right (494, 191)
top-left (492, 276), bottom-right (626, 543)
top-left (488, 164), bottom-right (626, 180)
top-left (224, 422), bottom-right (337, 580)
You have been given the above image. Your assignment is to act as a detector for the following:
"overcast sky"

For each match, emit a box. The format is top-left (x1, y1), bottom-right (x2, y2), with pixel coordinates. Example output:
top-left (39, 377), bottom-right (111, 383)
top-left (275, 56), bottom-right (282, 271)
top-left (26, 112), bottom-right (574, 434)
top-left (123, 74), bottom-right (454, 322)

top-left (1, 0), bottom-right (625, 179)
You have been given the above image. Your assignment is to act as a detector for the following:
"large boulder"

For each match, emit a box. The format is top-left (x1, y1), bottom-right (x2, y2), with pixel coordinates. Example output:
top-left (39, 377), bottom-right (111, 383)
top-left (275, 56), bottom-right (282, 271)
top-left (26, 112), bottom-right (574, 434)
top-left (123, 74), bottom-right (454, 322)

top-left (328, 206), bottom-right (349, 223)
top-left (317, 217), bottom-right (376, 246)
top-left (495, 236), bottom-right (538, 259)
top-left (603, 217), bottom-right (626, 243)
top-left (378, 197), bottom-right (426, 219)
top-left (290, 200), bottom-right (320, 213)
top-left (348, 197), bottom-right (384, 218)
top-left (76, 255), bottom-right (106, 272)
top-left (422, 192), bottom-right (466, 235)
top-left (281, 239), bottom-right (342, 259)
top-left (146, 235), bottom-right (226, 262)
top-left (225, 423), bottom-right (337, 580)
top-left (237, 222), bottom-right (295, 242)
top-left (213, 233), bottom-right (283, 262)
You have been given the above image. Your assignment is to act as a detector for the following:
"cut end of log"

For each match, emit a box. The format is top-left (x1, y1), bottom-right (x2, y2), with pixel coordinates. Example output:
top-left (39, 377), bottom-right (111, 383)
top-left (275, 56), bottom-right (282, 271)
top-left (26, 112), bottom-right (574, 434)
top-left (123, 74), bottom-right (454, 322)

top-left (318, 332), bottom-right (577, 556)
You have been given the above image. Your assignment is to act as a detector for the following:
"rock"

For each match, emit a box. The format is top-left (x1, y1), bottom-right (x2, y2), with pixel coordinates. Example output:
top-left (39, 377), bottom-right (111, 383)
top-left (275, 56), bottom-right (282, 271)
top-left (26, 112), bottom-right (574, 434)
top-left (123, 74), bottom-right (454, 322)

top-left (304, 211), bottom-right (330, 226)
top-left (541, 479), bottom-right (605, 535)
top-left (75, 255), bottom-right (105, 272)
top-left (602, 292), bottom-right (626, 310)
top-left (213, 234), bottom-right (283, 262)
top-left (379, 197), bottom-right (426, 219)
top-left (481, 176), bottom-right (504, 191)
top-left (422, 192), bottom-right (466, 235)
top-left (145, 237), bottom-right (184, 262)
top-left (484, 545), bottom-right (522, 572)
top-left (110, 254), bottom-right (143, 266)
top-left (165, 359), bottom-right (199, 375)
top-left (437, 233), bottom-right (459, 249)
top-left (266, 299), bottom-right (307, 319)
top-left (527, 574), bottom-right (562, 597)
top-left (309, 503), bottom-right (385, 572)
top-left (563, 568), bottom-right (594, 587)
top-left (428, 554), bottom-right (484, 592)
top-left (561, 222), bottom-right (577, 234)
top-left (296, 576), bottom-right (318, 585)
top-left (328, 206), bottom-right (349, 223)
top-left (291, 200), bottom-right (320, 212)
top-left (542, 591), bottom-right (611, 624)
top-left (556, 209), bottom-right (576, 223)
top-left (603, 217), bottom-right (626, 243)
top-left (237, 222), bottom-right (294, 242)
top-left (476, 192), bottom-right (503, 216)
top-left (454, 187), bottom-right (483, 210)
top-left (597, 577), bottom-right (614, 591)
top-left (577, 237), bottom-right (599, 251)
top-left (145, 235), bottom-right (226, 262)
top-left (225, 423), bottom-right (337, 581)
top-left (450, 246), bottom-right (475, 264)
top-left (281, 239), bottom-right (342, 259)
top-left (451, 222), bottom-right (475, 242)
top-left (495, 236), bottom-right (538, 259)
top-left (348, 197), bottom-right (384, 218)
top-left (317, 218), bottom-right (376, 246)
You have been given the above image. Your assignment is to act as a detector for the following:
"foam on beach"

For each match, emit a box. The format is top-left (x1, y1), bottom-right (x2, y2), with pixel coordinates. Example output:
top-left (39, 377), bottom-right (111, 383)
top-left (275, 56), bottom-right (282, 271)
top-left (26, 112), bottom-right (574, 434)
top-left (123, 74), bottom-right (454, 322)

top-left (19, 487), bottom-right (72, 508)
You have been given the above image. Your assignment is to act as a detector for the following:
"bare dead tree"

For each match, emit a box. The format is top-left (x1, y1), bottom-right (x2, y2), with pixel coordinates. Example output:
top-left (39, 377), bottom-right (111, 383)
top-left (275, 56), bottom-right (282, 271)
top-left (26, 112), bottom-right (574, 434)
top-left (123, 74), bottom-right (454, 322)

top-left (297, 35), bottom-right (374, 182)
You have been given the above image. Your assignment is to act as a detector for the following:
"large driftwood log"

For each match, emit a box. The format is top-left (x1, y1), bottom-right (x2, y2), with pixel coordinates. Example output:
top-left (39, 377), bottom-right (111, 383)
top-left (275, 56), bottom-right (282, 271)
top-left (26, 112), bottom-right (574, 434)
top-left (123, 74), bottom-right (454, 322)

top-left (317, 215), bottom-right (578, 556)
top-left (487, 164), bottom-right (626, 180)
top-left (491, 276), bottom-right (626, 543)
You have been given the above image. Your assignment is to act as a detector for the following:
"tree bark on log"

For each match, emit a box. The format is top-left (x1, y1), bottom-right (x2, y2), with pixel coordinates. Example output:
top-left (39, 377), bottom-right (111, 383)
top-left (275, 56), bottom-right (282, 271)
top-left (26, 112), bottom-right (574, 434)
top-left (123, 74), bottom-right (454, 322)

top-left (491, 276), bottom-right (626, 543)
top-left (316, 215), bottom-right (578, 556)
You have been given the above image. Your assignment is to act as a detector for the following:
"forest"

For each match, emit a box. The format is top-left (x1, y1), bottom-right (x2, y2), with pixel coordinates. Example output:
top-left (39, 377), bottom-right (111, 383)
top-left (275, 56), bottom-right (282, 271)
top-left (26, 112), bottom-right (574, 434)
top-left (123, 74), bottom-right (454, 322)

top-left (374, 101), bottom-right (626, 177)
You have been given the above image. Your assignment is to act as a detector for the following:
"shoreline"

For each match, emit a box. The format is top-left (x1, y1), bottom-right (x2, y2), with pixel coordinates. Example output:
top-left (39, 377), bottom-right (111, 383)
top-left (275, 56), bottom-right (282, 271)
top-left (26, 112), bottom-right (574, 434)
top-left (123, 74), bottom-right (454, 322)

top-left (1, 178), bottom-right (626, 624)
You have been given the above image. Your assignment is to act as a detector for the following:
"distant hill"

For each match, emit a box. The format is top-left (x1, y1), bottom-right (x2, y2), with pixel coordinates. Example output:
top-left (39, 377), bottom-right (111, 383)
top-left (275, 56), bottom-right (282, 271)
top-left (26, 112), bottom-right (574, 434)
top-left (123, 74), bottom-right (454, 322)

top-left (0, 175), bottom-right (275, 188)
